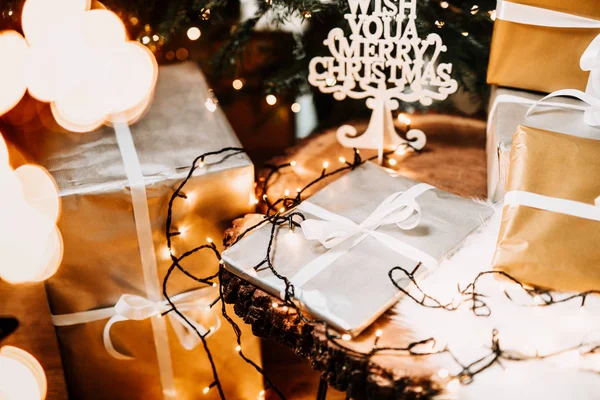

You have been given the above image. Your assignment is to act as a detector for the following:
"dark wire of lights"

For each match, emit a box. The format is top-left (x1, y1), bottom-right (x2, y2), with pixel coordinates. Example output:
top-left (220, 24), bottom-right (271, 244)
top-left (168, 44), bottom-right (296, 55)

top-left (163, 145), bottom-right (599, 399)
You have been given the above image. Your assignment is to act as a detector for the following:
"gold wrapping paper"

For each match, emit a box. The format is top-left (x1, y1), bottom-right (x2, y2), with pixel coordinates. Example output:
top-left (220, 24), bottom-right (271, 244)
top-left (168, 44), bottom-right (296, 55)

top-left (493, 125), bottom-right (600, 292)
top-left (487, 0), bottom-right (600, 93)
top-left (4, 63), bottom-right (263, 399)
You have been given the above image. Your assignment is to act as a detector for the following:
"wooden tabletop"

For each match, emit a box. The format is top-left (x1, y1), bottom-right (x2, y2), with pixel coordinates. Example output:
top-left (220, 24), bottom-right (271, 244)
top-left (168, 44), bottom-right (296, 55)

top-left (222, 115), bottom-right (488, 400)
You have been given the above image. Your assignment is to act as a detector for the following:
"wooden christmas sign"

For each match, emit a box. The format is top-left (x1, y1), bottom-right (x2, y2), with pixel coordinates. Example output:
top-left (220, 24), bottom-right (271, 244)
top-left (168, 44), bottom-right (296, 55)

top-left (308, 0), bottom-right (458, 161)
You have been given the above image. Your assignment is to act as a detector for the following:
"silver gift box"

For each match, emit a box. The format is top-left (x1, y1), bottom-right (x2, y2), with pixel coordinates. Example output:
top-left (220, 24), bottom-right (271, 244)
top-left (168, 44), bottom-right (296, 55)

top-left (6, 62), bottom-right (263, 399)
top-left (487, 86), bottom-right (600, 203)
top-left (223, 162), bottom-right (493, 336)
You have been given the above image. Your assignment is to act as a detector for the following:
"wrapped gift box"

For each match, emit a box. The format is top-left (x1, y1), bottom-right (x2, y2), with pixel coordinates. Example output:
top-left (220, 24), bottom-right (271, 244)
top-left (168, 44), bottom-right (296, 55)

top-left (487, 0), bottom-right (600, 93)
top-left (487, 87), bottom-right (600, 203)
top-left (493, 125), bottom-right (600, 292)
top-left (223, 162), bottom-right (493, 336)
top-left (5, 63), bottom-right (262, 399)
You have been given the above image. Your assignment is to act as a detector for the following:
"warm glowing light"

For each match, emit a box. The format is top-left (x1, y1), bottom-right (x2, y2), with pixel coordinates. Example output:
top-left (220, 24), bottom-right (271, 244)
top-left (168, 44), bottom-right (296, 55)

top-left (259, 390), bottom-right (265, 396)
top-left (141, 35), bottom-right (150, 44)
top-left (0, 136), bottom-right (64, 284)
top-left (435, 20), bottom-right (445, 28)
top-left (470, 5), bottom-right (479, 14)
top-left (82, 10), bottom-right (127, 48)
top-left (388, 158), bottom-right (397, 166)
top-left (284, 189), bottom-right (290, 197)
top-left (322, 161), bottom-right (329, 169)
top-left (375, 329), bottom-right (383, 337)
top-left (186, 192), bottom-right (195, 203)
top-left (438, 369), bottom-right (449, 378)
top-left (447, 378), bottom-right (460, 392)
top-left (440, 1), bottom-right (449, 8)
top-left (339, 157), bottom-right (346, 163)
top-left (279, 207), bottom-right (285, 213)
top-left (187, 27), bottom-right (201, 41)
top-left (342, 334), bottom-right (352, 341)
top-left (398, 113), bottom-right (412, 125)
top-left (175, 47), bottom-right (189, 61)
top-left (179, 226), bottom-right (188, 237)
top-left (205, 99), bottom-right (217, 113)
top-left (0, 346), bottom-right (47, 400)
top-left (395, 146), bottom-right (408, 156)
top-left (266, 94), bottom-right (277, 105)
top-left (152, 34), bottom-right (159, 41)
top-left (272, 302), bottom-right (278, 308)
top-left (0, 31), bottom-right (28, 116)
top-left (199, 160), bottom-right (205, 168)
top-left (291, 103), bottom-right (301, 113)
top-left (212, 282), bottom-right (217, 287)
top-left (235, 345), bottom-right (242, 352)
top-left (290, 160), bottom-right (297, 167)
top-left (489, 10), bottom-right (497, 20)
top-left (161, 247), bottom-right (171, 259)
top-left (21, 0), bottom-right (89, 47)
top-left (281, 306), bottom-right (288, 312)
top-left (232, 79), bottom-right (244, 90)
top-left (206, 237), bottom-right (213, 243)
top-left (462, 31), bottom-right (469, 37)
top-left (203, 386), bottom-right (210, 394)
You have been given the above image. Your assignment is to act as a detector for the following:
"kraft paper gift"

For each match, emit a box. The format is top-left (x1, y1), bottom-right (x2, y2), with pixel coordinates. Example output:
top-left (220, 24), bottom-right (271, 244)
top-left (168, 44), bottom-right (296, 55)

top-left (487, 0), bottom-right (600, 93)
top-left (487, 87), bottom-right (600, 202)
top-left (223, 162), bottom-right (493, 336)
top-left (5, 62), bottom-right (262, 399)
top-left (493, 126), bottom-right (600, 292)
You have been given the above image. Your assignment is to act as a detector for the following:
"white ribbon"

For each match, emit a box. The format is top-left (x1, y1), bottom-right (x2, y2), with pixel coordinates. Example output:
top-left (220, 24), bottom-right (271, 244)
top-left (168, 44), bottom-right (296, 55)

top-left (505, 191), bottom-right (600, 222)
top-left (286, 183), bottom-right (438, 293)
top-left (496, 1), bottom-right (600, 29)
top-left (52, 288), bottom-right (221, 360)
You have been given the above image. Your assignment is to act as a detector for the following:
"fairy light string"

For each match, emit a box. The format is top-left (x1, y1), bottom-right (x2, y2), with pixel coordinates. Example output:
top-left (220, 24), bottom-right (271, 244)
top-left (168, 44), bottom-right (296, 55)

top-left (164, 145), bottom-right (599, 399)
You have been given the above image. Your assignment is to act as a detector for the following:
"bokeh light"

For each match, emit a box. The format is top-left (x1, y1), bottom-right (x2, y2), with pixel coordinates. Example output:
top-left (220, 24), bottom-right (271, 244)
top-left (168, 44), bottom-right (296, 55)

top-left (0, 31), bottom-right (28, 116)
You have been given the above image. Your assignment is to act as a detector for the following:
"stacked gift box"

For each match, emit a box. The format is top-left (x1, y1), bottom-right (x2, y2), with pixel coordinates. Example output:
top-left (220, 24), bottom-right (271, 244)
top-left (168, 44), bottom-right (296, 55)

top-left (3, 62), bottom-right (264, 400)
top-left (486, 0), bottom-right (600, 291)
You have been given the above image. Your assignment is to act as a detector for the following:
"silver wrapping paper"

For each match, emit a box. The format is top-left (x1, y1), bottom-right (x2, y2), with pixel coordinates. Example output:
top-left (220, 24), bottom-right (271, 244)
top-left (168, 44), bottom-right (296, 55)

top-left (487, 87), bottom-right (600, 203)
top-left (223, 162), bottom-right (493, 336)
top-left (6, 62), bottom-right (262, 399)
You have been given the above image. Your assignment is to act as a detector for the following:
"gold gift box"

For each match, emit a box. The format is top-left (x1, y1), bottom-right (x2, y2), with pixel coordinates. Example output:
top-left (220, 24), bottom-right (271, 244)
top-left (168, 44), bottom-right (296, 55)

top-left (488, 0), bottom-right (600, 93)
top-left (3, 63), bottom-right (263, 399)
top-left (493, 125), bottom-right (600, 292)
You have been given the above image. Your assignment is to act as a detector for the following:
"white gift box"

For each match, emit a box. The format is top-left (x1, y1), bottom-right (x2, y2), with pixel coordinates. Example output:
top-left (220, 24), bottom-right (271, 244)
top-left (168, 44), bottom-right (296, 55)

top-left (223, 162), bottom-right (493, 336)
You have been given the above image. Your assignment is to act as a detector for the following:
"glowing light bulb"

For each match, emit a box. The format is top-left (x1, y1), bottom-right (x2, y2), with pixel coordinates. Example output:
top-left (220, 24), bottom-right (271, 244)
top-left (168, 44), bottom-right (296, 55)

top-left (447, 378), bottom-right (460, 392)
top-left (375, 329), bottom-right (383, 337)
top-left (141, 35), bottom-right (150, 44)
top-left (438, 369), bottom-right (449, 378)
top-left (398, 113), bottom-right (412, 125)
top-left (462, 31), bottom-right (469, 36)
top-left (0, 31), bottom-right (28, 116)
top-left (470, 5), bottom-right (479, 14)
top-left (281, 306), bottom-right (288, 312)
top-left (279, 207), bottom-right (285, 213)
top-left (339, 157), bottom-right (346, 163)
top-left (186, 192), bottom-right (195, 203)
top-left (179, 226), bottom-right (188, 237)
top-left (440, 1), bottom-right (449, 8)
top-left (388, 158), bottom-right (397, 166)
top-left (0, 346), bottom-right (47, 400)
top-left (266, 94), bottom-right (277, 105)
top-left (272, 302), bottom-right (278, 308)
top-left (291, 103), bottom-right (301, 113)
top-left (342, 334), bottom-right (351, 341)
top-left (290, 160), bottom-right (297, 167)
top-left (232, 79), bottom-right (243, 90)
top-left (322, 161), bottom-right (329, 169)
top-left (205, 98), bottom-right (217, 112)
top-left (203, 386), bottom-right (210, 394)
top-left (187, 27), bottom-right (201, 41)
top-left (206, 237), bottom-right (213, 243)
top-left (284, 189), bottom-right (290, 197)
top-left (435, 20), bottom-right (445, 28)
top-left (235, 345), bottom-right (242, 352)
top-left (161, 247), bottom-right (171, 259)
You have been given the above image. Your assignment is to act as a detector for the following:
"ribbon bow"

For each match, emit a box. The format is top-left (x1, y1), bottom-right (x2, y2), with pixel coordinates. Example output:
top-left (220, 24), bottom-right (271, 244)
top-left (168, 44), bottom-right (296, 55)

top-left (496, 1), bottom-right (600, 126)
top-left (286, 183), bottom-right (439, 291)
top-left (52, 287), bottom-right (220, 361)
top-left (526, 34), bottom-right (600, 126)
